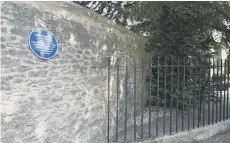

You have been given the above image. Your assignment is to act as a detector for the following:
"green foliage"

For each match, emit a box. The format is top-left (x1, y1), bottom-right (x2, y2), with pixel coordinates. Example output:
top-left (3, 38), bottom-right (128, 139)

top-left (129, 1), bottom-right (230, 57)
top-left (126, 2), bottom-right (230, 110)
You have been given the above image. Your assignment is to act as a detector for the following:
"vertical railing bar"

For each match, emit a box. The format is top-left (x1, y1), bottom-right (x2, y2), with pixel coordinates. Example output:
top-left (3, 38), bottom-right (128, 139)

top-left (203, 58), bottom-right (206, 127)
top-left (107, 58), bottom-right (110, 143)
top-left (193, 60), bottom-right (196, 129)
top-left (148, 56), bottom-right (152, 138)
top-left (220, 59), bottom-right (223, 122)
top-left (226, 59), bottom-right (228, 119)
top-left (163, 57), bottom-right (167, 135)
top-left (116, 58), bottom-right (119, 142)
top-left (198, 60), bottom-right (201, 128)
top-left (176, 56), bottom-right (179, 133)
top-left (188, 59), bottom-right (191, 130)
top-left (170, 57), bottom-right (173, 134)
top-left (228, 59), bottom-right (230, 119)
top-left (208, 58), bottom-right (211, 125)
top-left (133, 58), bottom-right (136, 140)
top-left (124, 58), bottom-right (128, 141)
top-left (141, 57), bottom-right (144, 139)
top-left (156, 56), bottom-right (159, 137)
top-left (224, 59), bottom-right (226, 120)
top-left (212, 58), bottom-right (215, 124)
top-left (182, 57), bottom-right (185, 131)
top-left (216, 60), bottom-right (219, 123)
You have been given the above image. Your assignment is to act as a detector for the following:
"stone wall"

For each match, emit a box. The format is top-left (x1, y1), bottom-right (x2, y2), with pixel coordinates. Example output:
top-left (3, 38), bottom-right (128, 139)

top-left (1, 1), bottom-right (147, 143)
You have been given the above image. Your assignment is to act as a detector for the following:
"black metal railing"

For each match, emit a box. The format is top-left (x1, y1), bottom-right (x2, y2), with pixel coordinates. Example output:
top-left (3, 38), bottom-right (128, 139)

top-left (107, 56), bottom-right (230, 143)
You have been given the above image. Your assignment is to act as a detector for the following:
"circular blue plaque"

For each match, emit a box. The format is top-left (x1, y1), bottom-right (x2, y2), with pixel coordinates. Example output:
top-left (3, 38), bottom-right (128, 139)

top-left (29, 28), bottom-right (58, 59)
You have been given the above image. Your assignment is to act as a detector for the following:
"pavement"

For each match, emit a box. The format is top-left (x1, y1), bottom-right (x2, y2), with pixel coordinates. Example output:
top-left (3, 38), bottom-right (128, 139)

top-left (194, 129), bottom-right (230, 143)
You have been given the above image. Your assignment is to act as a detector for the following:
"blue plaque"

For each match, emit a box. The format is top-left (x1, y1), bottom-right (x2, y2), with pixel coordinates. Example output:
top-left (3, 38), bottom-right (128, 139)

top-left (29, 28), bottom-right (58, 59)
